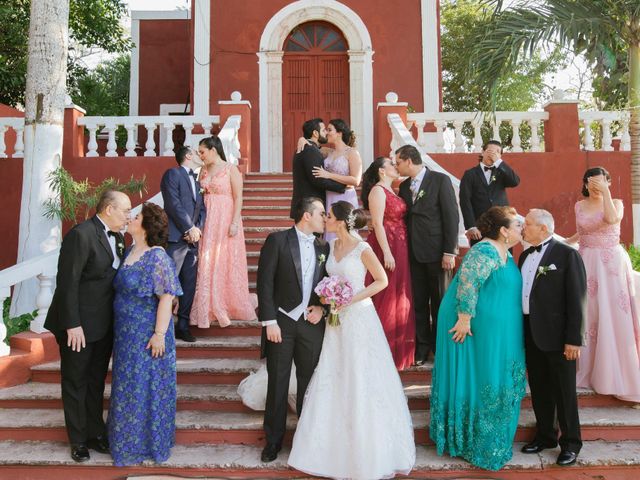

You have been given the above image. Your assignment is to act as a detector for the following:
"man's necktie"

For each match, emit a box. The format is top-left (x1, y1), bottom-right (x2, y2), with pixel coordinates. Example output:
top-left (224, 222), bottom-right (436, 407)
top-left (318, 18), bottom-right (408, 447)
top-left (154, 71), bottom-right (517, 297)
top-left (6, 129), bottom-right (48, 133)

top-left (107, 231), bottom-right (118, 239)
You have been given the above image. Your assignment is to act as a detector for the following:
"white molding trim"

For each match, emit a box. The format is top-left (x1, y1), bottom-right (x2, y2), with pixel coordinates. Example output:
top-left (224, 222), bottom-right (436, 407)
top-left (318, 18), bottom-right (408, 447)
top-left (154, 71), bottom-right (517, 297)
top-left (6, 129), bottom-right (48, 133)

top-left (258, 0), bottom-right (374, 172)
top-left (131, 9), bottom-right (190, 21)
top-left (193, 0), bottom-right (210, 116)
top-left (158, 103), bottom-right (191, 151)
top-left (421, 0), bottom-right (440, 112)
top-left (129, 18), bottom-right (140, 117)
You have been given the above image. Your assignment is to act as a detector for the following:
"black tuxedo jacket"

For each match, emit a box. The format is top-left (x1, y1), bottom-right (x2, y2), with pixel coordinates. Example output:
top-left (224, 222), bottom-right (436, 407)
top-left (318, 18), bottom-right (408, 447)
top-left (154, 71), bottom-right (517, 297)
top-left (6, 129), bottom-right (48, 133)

top-left (45, 216), bottom-right (125, 343)
top-left (257, 227), bottom-right (330, 357)
top-left (399, 169), bottom-right (459, 264)
top-left (160, 166), bottom-right (206, 243)
top-left (290, 143), bottom-right (345, 218)
top-left (519, 239), bottom-right (587, 352)
top-left (459, 162), bottom-right (520, 230)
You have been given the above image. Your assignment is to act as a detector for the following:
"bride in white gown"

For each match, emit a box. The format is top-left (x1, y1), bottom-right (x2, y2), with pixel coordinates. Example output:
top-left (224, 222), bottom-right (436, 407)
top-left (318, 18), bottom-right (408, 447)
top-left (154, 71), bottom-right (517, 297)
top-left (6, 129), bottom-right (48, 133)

top-left (287, 201), bottom-right (415, 480)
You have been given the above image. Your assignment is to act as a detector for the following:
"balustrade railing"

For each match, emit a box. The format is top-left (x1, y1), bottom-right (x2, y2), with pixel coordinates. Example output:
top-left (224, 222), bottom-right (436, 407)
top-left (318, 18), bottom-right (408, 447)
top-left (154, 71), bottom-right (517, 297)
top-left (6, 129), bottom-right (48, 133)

top-left (407, 111), bottom-right (548, 153)
top-left (0, 118), bottom-right (25, 158)
top-left (578, 111), bottom-right (631, 152)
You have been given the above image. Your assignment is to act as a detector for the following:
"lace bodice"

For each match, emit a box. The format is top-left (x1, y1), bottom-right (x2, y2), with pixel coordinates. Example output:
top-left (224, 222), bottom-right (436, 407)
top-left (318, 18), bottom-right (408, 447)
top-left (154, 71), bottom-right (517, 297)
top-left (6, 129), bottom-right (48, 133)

top-left (327, 240), bottom-right (371, 300)
top-left (575, 201), bottom-right (621, 249)
top-left (200, 163), bottom-right (232, 197)
top-left (455, 242), bottom-right (504, 317)
top-left (324, 148), bottom-right (352, 176)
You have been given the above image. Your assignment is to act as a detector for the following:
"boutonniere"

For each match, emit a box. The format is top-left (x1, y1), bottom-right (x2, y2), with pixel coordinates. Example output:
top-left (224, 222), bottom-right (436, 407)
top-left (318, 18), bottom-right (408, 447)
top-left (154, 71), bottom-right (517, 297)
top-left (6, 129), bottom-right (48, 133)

top-left (416, 190), bottom-right (425, 201)
top-left (490, 174), bottom-right (497, 183)
top-left (536, 263), bottom-right (557, 278)
top-left (317, 254), bottom-right (326, 264)
top-left (116, 240), bottom-right (125, 257)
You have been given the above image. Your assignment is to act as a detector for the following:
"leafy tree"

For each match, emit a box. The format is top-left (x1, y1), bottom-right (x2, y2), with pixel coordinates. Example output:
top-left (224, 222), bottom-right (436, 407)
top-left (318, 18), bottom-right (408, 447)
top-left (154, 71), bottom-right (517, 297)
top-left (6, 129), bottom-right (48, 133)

top-left (0, 0), bottom-right (130, 107)
top-left (70, 54), bottom-right (130, 116)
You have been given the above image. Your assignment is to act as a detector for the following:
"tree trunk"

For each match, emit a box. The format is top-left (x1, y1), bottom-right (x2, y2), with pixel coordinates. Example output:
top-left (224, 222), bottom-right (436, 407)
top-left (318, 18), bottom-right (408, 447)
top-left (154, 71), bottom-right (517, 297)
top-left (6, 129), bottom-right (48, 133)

top-left (11, 0), bottom-right (70, 320)
top-left (629, 43), bottom-right (640, 245)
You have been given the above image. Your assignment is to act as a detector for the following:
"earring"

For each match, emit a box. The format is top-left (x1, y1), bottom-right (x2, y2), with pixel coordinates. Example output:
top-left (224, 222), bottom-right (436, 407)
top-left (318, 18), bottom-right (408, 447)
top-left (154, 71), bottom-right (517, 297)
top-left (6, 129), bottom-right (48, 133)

top-left (504, 236), bottom-right (509, 244)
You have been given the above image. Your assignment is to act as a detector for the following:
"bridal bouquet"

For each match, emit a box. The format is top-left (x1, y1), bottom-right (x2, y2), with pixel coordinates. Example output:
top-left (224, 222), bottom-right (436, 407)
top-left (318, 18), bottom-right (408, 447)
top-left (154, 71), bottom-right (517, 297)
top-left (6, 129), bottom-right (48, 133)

top-left (314, 275), bottom-right (354, 327)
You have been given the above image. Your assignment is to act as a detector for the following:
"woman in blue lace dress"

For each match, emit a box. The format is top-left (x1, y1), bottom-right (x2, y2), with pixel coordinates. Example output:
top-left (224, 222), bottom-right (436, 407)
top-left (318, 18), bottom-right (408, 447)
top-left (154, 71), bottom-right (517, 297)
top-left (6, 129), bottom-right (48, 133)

top-left (108, 203), bottom-right (182, 466)
top-left (430, 206), bottom-right (526, 471)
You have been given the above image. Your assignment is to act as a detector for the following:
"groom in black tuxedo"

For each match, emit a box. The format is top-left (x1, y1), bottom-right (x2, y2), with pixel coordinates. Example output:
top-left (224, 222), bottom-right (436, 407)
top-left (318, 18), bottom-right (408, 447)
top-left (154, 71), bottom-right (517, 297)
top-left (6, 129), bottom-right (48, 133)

top-left (258, 197), bottom-right (329, 462)
top-left (289, 118), bottom-right (345, 218)
top-left (396, 144), bottom-right (459, 364)
top-left (44, 190), bottom-right (131, 462)
top-left (519, 209), bottom-right (586, 466)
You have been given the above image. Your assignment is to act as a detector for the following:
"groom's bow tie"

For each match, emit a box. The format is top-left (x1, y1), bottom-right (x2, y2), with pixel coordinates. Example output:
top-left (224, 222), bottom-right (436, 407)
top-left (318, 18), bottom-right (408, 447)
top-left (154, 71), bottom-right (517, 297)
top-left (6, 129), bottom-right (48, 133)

top-left (298, 232), bottom-right (316, 244)
top-left (188, 169), bottom-right (198, 179)
top-left (483, 165), bottom-right (495, 172)
top-left (528, 240), bottom-right (550, 253)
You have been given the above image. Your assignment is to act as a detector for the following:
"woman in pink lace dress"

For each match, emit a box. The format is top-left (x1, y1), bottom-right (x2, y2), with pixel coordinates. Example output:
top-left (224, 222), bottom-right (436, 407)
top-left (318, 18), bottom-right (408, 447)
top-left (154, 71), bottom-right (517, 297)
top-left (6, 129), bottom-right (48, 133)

top-left (569, 167), bottom-right (640, 403)
top-left (191, 136), bottom-right (257, 327)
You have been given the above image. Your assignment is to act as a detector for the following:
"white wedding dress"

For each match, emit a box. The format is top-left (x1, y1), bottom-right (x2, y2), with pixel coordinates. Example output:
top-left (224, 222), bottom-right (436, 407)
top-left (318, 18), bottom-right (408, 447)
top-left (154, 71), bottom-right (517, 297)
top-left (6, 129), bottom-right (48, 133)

top-left (288, 240), bottom-right (415, 479)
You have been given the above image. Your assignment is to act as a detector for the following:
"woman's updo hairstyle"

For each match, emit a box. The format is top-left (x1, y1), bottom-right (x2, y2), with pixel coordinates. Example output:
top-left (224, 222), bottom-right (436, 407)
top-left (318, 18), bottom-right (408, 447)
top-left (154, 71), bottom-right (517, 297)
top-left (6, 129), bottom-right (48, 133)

top-left (582, 166), bottom-right (611, 197)
top-left (329, 119), bottom-right (356, 147)
top-left (360, 156), bottom-right (388, 209)
top-left (331, 200), bottom-right (367, 231)
top-left (199, 135), bottom-right (227, 161)
top-left (141, 203), bottom-right (169, 248)
top-left (476, 206), bottom-right (517, 240)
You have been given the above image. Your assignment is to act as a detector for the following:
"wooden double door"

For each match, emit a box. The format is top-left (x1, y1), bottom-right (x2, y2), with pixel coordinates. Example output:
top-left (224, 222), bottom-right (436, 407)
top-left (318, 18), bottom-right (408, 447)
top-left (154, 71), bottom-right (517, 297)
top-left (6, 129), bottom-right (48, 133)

top-left (282, 22), bottom-right (350, 171)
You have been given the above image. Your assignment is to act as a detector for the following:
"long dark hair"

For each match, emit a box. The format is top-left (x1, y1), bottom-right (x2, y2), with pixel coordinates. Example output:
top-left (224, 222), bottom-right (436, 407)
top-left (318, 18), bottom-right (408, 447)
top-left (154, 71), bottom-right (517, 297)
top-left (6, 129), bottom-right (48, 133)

top-left (329, 119), bottom-right (356, 147)
top-left (582, 166), bottom-right (611, 197)
top-left (360, 156), bottom-right (388, 209)
top-left (199, 135), bottom-right (227, 162)
top-left (331, 200), bottom-right (367, 231)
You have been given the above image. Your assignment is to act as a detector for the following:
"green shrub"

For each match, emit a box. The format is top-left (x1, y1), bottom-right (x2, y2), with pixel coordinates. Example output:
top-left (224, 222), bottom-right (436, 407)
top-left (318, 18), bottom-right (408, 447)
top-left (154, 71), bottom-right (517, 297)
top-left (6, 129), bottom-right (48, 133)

top-left (627, 244), bottom-right (640, 272)
top-left (3, 298), bottom-right (37, 345)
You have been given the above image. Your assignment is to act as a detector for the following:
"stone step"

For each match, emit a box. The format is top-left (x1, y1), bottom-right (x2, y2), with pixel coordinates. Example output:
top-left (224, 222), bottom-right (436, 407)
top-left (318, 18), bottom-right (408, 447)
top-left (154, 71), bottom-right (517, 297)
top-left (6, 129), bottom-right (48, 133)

top-left (242, 205), bottom-right (290, 216)
top-left (176, 336), bottom-right (260, 359)
top-left (0, 381), bottom-right (630, 413)
top-left (243, 226), bottom-right (289, 238)
top-left (188, 319), bottom-right (261, 337)
top-left (246, 173), bottom-right (292, 180)
top-left (244, 188), bottom-right (293, 197)
top-left (244, 197), bottom-right (291, 207)
top-left (1, 440), bottom-right (639, 479)
top-left (1, 407), bottom-right (639, 445)
top-left (242, 216), bottom-right (292, 227)
top-left (243, 180), bottom-right (293, 188)
top-left (29, 358), bottom-right (432, 385)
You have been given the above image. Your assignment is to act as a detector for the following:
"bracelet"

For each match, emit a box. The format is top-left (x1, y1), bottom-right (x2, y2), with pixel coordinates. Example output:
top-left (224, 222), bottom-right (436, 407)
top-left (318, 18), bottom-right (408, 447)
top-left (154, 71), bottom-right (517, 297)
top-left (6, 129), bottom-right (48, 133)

top-left (154, 331), bottom-right (166, 336)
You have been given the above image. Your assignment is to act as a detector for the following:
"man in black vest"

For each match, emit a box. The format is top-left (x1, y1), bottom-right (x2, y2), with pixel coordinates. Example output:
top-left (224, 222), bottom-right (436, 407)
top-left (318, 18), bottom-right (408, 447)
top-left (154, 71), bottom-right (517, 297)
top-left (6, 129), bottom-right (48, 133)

top-left (396, 144), bottom-right (459, 365)
top-left (459, 140), bottom-right (520, 244)
top-left (45, 190), bottom-right (131, 462)
top-left (289, 118), bottom-right (345, 218)
top-left (519, 208), bottom-right (586, 466)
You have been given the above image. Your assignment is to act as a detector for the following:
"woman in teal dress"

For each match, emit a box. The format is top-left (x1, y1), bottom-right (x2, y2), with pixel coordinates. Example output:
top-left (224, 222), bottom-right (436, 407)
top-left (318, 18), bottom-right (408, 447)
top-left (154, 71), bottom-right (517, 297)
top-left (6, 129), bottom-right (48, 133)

top-left (430, 206), bottom-right (526, 471)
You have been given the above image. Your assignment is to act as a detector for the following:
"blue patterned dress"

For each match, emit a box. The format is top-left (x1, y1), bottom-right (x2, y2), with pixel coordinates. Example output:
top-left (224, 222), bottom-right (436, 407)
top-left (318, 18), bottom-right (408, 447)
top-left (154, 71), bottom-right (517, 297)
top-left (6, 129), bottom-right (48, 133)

top-left (108, 247), bottom-right (182, 466)
top-left (430, 242), bottom-right (526, 471)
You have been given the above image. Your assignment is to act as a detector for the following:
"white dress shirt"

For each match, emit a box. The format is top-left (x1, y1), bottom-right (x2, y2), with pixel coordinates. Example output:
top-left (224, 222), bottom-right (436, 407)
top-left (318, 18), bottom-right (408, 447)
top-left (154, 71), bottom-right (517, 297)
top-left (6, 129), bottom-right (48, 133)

top-left (521, 235), bottom-right (553, 314)
top-left (262, 227), bottom-right (317, 327)
top-left (96, 214), bottom-right (120, 270)
top-left (410, 167), bottom-right (427, 202)
top-left (181, 165), bottom-right (197, 199)
top-left (481, 158), bottom-right (502, 184)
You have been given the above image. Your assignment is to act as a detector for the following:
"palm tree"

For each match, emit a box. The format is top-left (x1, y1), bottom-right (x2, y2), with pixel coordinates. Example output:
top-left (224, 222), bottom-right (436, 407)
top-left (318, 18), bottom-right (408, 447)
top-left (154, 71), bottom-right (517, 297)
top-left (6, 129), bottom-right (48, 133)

top-left (468, 0), bottom-right (640, 242)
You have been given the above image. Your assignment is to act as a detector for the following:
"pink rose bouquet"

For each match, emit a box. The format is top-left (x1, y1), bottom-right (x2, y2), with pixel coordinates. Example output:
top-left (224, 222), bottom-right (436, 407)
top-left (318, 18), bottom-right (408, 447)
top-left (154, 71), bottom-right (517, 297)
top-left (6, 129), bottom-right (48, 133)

top-left (314, 275), bottom-right (354, 327)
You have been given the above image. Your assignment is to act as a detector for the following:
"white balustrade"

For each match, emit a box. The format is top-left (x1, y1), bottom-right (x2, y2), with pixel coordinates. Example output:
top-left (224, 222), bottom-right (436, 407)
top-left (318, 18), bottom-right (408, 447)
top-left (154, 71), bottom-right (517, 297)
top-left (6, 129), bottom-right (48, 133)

top-left (407, 111), bottom-right (548, 153)
top-left (77, 115), bottom-right (222, 157)
top-left (0, 118), bottom-right (26, 158)
top-left (579, 111), bottom-right (631, 152)
top-left (218, 115), bottom-right (242, 165)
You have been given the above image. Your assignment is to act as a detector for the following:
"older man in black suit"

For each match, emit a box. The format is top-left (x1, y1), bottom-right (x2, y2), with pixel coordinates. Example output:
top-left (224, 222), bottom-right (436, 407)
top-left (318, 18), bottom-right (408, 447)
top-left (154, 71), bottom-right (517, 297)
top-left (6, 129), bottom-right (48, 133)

top-left (520, 208), bottom-right (586, 466)
top-left (45, 190), bottom-right (131, 462)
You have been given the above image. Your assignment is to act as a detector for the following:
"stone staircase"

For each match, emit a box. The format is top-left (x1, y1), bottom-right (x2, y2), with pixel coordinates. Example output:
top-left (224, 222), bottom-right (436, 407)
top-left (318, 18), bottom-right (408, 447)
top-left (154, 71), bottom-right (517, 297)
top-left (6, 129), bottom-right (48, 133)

top-left (0, 172), bottom-right (639, 479)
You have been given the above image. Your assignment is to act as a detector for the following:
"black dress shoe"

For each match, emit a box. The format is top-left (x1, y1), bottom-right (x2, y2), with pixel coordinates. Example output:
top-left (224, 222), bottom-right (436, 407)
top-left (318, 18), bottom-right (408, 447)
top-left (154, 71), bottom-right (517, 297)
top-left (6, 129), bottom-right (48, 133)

top-left (521, 440), bottom-right (557, 454)
top-left (70, 444), bottom-right (90, 463)
top-left (176, 330), bottom-right (196, 342)
top-left (413, 358), bottom-right (427, 367)
top-left (87, 436), bottom-right (110, 454)
top-left (260, 443), bottom-right (281, 462)
top-left (556, 450), bottom-right (578, 466)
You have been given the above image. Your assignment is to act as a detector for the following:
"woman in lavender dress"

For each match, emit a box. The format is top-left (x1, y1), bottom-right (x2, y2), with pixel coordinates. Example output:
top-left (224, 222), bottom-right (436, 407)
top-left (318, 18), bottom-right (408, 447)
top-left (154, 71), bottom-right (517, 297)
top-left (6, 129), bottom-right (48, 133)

top-left (108, 203), bottom-right (182, 466)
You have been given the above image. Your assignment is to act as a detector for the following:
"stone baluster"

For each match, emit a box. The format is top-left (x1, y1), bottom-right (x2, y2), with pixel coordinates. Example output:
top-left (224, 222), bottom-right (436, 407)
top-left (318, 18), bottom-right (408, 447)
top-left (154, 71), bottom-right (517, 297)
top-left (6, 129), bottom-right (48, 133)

top-left (621, 114), bottom-right (631, 151)
top-left (13, 124), bottom-right (24, 158)
top-left (453, 120), bottom-right (465, 152)
top-left (414, 119), bottom-right (426, 147)
top-left (511, 119), bottom-right (523, 152)
top-left (105, 121), bottom-right (118, 157)
top-left (202, 122), bottom-right (213, 136)
top-left (472, 119), bottom-right (483, 152)
top-left (183, 122), bottom-right (194, 148)
top-left (529, 119), bottom-right (542, 152)
top-left (0, 125), bottom-right (7, 158)
top-left (162, 122), bottom-right (175, 156)
top-left (124, 122), bottom-right (137, 157)
top-left (0, 287), bottom-right (10, 356)
top-left (144, 123), bottom-right (157, 156)
top-left (601, 118), bottom-right (613, 151)
top-left (583, 120), bottom-right (594, 151)
top-left (31, 273), bottom-right (54, 334)
top-left (86, 123), bottom-right (99, 157)
top-left (492, 121), bottom-right (501, 143)
top-left (434, 120), bottom-right (446, 153)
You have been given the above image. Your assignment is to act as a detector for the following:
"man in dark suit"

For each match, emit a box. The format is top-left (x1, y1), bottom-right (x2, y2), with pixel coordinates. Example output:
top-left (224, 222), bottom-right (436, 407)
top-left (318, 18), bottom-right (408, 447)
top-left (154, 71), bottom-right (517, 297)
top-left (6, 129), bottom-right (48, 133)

top-left (160, 146), bottom-right (206, 342)
top-left (289, 118), bottom-right (345, 218)
top-left (396, 144), bottom-right (459, 365)
top-left (44, 190), bottom-right (131, 462)
top-left (519, 208), bottom-right (586, 466)
top-left (258, 197), bottom-right (329, 462)
top-left (459, 140), bottom-right (520, 244)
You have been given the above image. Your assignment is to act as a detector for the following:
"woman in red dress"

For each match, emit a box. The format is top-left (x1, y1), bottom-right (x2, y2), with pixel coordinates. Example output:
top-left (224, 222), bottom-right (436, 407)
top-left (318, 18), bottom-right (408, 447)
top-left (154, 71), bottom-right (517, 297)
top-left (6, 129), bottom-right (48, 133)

top-left (362, 156), bottom-right (415, 370)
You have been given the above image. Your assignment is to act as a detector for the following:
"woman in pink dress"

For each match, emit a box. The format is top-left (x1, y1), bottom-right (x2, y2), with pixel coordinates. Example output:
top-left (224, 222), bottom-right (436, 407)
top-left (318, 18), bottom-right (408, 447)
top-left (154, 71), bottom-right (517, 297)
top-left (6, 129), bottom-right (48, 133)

top-left (361, 156), bottom-right (416, 370)
top-left (190, 136), bottom-right (257, 327)
top-left (569, 167), bottom-right (640, 403)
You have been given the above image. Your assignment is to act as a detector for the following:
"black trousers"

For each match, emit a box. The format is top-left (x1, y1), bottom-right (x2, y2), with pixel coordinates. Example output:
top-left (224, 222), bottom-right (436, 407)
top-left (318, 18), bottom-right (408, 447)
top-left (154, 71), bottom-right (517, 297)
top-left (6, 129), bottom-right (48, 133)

top-left (524, 316), bottom-right (582, 453)
top-left (167, 240), bottom-right (198, 333)
top-left (263, 313), bottom-right (325, 447)
top-left (57, 332), bottom-right (112, 444)
top-left (410, 259), bottom-right (452, 361)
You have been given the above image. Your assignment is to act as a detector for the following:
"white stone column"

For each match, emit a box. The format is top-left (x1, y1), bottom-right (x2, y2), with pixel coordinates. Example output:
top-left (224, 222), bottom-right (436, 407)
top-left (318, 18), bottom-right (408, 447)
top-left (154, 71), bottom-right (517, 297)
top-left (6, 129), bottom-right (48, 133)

top-left (348, 49), bottom-right (374, 169)
top-left (421, 0), bottom-right (440, 112)
top-left (193, 0), bottom-right (211, 116)
top-left (258, 51), bottom-right (283, 172)
top-left (129, 18), bottom-right (140, 117)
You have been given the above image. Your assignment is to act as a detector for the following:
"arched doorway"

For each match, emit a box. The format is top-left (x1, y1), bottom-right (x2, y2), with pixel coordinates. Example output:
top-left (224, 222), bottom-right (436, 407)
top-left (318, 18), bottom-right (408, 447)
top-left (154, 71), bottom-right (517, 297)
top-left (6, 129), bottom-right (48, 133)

top-left (282, 21), bottom-right (350, 171)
